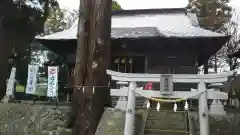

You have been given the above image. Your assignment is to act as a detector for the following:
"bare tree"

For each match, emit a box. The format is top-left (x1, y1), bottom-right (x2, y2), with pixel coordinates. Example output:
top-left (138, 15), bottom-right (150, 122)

top-left (187, 0), bottom-right (232, 74)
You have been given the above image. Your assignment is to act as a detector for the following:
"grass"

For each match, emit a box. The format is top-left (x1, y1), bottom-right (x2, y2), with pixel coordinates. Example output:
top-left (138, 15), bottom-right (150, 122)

top-left (15, 84), bottom-right (48, 97)
top-left (16, 84), bottom-right (25, 93)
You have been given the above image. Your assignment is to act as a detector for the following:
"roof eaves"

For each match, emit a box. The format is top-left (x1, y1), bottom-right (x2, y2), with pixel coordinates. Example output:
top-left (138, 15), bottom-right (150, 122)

top-left (112, 8), bottom-right (186, 16)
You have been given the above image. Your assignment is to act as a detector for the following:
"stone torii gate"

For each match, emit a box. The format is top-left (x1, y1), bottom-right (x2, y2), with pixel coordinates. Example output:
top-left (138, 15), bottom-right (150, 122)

top-left (106, 70), bottom-right (235, 135)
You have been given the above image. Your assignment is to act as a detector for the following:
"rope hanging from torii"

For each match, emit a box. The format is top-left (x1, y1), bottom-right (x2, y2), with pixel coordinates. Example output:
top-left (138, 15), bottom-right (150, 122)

top-left (133, 90), bottom-right (206, 112)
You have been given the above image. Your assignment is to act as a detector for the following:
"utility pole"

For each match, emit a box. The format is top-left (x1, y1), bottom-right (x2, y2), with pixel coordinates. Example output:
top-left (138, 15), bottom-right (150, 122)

top-left (69, 0), bottom-right (112, 135)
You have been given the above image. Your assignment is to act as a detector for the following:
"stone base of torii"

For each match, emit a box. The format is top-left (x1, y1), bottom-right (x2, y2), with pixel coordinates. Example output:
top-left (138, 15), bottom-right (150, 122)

top-left (209, 100), bottom-right (226, 115)
top-left (208, 83), bottom-right (226, 115)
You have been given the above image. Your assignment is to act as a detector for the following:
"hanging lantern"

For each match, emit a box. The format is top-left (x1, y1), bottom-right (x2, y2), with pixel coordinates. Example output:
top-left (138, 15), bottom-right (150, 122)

top-left (114, 58), bottom-right (120, 64)
top-left (156, 102), bottom-right (161, 111)
top-left (184, 100), bottom-right (189, 111)
top-left (8, 57), bottom-right (14, 64)
top-left (121, 58), bottom-right (126, 64)
top-left (173, 102), bottom-right (177, 112)
top-left (82, 86), bottom-right (85, 93)
top-left (129, 58), bottom-right (132, 64)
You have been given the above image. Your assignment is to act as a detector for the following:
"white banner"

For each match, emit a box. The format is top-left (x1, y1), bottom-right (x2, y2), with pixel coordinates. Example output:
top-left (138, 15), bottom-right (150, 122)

top-left (47, 66), bottom-right (58, 97)
top-left (6, 67), bottom-right (16, 96)
top-left (25, 65), bottom-right (39, 95)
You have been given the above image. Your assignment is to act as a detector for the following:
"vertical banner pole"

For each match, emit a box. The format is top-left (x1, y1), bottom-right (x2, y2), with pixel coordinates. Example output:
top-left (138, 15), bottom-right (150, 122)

top-left (124, 81), bottom-right (136, 135)
top-left (6, 67), bottom-right (16, 96)
top-left (3, 67), bottom-right (17, 103)
top-left (198, 80), bottom-right (209, 135)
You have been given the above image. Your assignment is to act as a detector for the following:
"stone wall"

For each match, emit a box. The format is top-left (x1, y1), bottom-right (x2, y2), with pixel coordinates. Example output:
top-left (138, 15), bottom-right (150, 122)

top-left (95, 108), bottom-right (147, 135)
top-left (0, 103), bottom-right (71, 135)
top-left (0, 104), bottom-right (148, 135)
top-left (3, 103), bottom-right (239, 135)
top-left (188, 112), bottom-right (240, 135)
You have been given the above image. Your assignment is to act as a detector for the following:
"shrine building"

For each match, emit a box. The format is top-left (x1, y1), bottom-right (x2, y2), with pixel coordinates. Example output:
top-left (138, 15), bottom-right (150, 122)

top-left (36, 8), bottom-right (230, 91)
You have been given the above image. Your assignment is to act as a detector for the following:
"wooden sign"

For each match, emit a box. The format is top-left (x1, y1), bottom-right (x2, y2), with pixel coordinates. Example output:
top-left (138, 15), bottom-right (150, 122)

top-left (160, 74), bottom-right (173, 95)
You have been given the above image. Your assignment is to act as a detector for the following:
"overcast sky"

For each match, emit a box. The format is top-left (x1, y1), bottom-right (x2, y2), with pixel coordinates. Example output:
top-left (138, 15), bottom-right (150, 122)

top-left (58, 0), bottom-right (240, 10)
top-left (58, 0), bottom-right (188, 10)
top-left (58, 0), bottom-right (240, 22)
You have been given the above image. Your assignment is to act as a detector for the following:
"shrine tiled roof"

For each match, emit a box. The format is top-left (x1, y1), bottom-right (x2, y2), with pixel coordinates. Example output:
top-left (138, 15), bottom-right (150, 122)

top-left (36, 8), bottom-right (228, 41)
top-left (111, 27), bottom-right (164, 38)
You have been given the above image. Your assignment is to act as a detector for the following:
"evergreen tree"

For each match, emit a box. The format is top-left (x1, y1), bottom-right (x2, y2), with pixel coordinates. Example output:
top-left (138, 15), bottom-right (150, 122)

top-left (32, 0), bottom-right (121, 66)
top-left (187, 0), bottom-right (232, 73)
top-left (69, 1), bottom-right (122, 135)
top-left (0, 0), bottom-right (58, 99)
top-left (187, 0), bottom-right (232, 32)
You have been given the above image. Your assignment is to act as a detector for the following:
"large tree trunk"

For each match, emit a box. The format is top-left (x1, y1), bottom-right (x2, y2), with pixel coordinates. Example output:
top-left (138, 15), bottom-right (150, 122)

top-left (15, 38), bottom-right (31, 86)
top-left (0, 28), bottom-right (12, 99)
top-left (204, 61), bottom-right (208, 74)
top-left (214, 54), bottom-right (217, 73)
top-left (69, 0), bottom-right (112, 135)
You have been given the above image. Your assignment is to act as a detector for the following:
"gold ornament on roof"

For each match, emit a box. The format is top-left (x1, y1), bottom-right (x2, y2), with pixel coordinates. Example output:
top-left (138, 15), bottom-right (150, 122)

top-left (129, 58), bottom-right (132, 64)
top-left (121, 58), bottom-right (126, 64)
top-left (114, 58), bottom-right (119, 64)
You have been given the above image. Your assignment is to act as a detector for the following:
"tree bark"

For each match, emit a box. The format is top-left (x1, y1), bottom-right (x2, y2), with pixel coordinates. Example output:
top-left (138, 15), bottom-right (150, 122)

top-left (229, 57), bottom-right (238, 71)
top-left (69, 0), bottom-right (112, 135)
top-left (0, 28), bottom-right (12, 99)
top-left (214, 54), bottom-right (217, 73)
top-left (15, 38), bottom-right (31, 86)
top-left (204, 61), bottom-right (208, 74)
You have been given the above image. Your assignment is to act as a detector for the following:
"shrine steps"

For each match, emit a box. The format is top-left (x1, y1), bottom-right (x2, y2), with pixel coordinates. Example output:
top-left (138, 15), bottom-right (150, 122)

top-left (144, 109), bottom-right (189, 135)
top-left (111, 96), bottom-right (146, 109)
